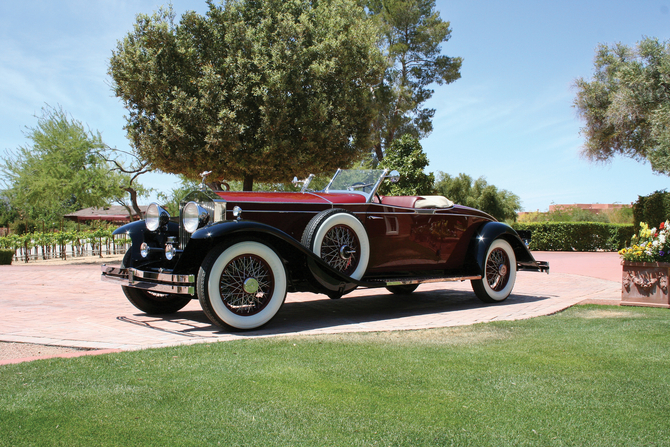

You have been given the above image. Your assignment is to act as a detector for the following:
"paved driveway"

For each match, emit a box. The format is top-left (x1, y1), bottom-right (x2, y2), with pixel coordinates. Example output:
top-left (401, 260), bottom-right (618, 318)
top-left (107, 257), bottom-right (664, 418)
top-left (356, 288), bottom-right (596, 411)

top-left (0, 252), bottom-right (622, 354)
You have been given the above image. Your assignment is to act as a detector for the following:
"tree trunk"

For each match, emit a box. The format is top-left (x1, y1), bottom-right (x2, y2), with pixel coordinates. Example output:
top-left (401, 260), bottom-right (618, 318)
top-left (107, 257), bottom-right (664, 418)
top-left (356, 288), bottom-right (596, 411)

top-left (124, 187), bottom-right (143, 221)
top-left (374, 142), bottom-right (384, 162)
top-left (243, 175), bottom-right (254, 192)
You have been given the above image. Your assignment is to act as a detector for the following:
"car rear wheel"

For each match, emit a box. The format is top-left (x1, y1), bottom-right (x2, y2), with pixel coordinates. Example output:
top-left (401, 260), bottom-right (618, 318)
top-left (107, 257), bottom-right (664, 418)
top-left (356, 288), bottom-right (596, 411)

top-left (301, 209), bottom-right (370, 280)
top-left (120, 252), bottom-right (192, 314)
top-left (197, 241), bottom-right (287, 330)
top-left (471, 239), bottom-right (516, 303)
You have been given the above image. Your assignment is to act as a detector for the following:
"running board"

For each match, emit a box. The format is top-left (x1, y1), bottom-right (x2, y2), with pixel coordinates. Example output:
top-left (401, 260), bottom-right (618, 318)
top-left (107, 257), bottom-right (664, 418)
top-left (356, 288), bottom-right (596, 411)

top-left (364, 274), bottom-right (481, 288)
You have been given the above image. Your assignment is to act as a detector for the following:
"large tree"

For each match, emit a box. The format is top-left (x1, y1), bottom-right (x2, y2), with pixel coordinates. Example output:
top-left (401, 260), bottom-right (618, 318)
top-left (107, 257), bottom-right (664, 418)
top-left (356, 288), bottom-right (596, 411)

top-left (367, 0), bottom-right (462, 161)
top-left (109, 0), bottom-right (385, 191)
top-left (0, 106), bottom-right (134, 223)
top-left (434, 172), bottom-right (522, 222)
top-left (574, 37), bottom-right (670, 175)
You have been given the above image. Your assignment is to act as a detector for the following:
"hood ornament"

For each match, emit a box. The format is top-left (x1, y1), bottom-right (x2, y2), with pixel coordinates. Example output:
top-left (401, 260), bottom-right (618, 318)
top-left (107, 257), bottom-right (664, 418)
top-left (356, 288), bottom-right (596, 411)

top-left (199, 171), bottom-right (212, 191)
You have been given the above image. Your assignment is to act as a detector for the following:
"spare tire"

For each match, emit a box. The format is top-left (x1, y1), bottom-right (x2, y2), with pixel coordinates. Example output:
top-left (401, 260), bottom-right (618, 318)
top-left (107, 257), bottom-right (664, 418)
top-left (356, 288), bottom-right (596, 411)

top-left (301, 209), bottom-right (370, 280)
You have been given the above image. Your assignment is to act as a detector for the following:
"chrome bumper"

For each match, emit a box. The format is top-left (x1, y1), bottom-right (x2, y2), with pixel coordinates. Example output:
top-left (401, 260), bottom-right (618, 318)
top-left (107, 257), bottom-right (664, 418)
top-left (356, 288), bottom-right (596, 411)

top-left (101, 264), bottom-right (196, 295)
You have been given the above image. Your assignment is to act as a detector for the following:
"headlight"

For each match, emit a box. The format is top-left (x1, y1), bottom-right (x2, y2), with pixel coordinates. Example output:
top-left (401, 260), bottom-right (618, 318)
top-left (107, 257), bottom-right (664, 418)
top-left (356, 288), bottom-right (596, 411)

top-left (146, 203), bottom-right (170, 232)
top-left (183, 201), bottom-right (210, 233)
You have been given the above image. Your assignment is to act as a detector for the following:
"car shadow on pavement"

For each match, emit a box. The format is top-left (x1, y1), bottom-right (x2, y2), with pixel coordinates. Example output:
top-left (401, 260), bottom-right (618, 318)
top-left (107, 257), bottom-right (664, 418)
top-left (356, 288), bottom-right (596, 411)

top-left (116, 289), bottom-right (554, 340)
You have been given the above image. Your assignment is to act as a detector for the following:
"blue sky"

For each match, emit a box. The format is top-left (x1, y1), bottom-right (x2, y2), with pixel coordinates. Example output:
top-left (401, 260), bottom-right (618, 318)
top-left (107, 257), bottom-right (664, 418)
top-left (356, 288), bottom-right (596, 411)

top-left (1, 0), bottom-right (669, 211)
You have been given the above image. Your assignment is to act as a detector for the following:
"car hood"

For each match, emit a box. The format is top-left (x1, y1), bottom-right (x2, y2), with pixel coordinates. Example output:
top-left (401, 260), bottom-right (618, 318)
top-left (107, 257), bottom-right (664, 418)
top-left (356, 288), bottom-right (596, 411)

top-left (214, 191), bottom-right (368, 205)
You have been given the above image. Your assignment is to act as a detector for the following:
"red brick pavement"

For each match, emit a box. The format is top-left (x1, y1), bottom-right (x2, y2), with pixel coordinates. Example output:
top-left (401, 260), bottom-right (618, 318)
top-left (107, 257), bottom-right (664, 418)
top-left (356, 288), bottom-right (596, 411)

top-left (0, 252), bottom-right (622, 362)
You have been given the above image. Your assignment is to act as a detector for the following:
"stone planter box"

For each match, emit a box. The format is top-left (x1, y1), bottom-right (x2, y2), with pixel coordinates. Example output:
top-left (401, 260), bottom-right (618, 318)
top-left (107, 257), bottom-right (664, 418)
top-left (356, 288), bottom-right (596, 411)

top-left (621, 261), bottom-right (670, 308)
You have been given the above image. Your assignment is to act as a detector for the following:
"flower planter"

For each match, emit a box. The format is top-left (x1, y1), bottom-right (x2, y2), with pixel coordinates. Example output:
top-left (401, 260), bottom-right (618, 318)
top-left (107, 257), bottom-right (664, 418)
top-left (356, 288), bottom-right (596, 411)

top-left (621, 261), bottom-right (670, 308)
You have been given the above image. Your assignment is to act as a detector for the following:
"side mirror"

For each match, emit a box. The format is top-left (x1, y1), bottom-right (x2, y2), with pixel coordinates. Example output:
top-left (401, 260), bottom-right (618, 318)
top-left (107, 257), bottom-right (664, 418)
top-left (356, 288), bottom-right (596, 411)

top-left (292, 174), bottom-right (315, 192)
top-left (386, 170), bottom-right (400, 183)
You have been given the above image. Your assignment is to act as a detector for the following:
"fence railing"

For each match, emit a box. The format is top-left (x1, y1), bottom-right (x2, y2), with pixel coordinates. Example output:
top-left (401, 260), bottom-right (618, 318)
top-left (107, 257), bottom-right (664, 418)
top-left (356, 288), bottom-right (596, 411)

top-left (0, 230), bottom-right (129, 263)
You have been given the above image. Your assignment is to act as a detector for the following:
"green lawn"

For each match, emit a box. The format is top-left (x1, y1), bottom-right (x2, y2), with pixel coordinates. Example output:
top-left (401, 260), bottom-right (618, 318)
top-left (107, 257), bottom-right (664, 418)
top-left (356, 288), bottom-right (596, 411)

top-left (1, 305), bottom-right (669, 446)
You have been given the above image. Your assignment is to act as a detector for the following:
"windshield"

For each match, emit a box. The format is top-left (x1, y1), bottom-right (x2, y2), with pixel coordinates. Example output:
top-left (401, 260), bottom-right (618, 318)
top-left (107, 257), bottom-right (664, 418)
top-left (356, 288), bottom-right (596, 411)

top-left (324, 169), bottom-right (387, 199)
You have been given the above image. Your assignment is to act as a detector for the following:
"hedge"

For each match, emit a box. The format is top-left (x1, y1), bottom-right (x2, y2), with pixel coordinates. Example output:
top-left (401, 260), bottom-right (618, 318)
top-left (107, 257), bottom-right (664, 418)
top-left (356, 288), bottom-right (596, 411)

top-left (0, 249), bottom-right (13, 265)
top-left (512, 222), bottom-right (635, 252)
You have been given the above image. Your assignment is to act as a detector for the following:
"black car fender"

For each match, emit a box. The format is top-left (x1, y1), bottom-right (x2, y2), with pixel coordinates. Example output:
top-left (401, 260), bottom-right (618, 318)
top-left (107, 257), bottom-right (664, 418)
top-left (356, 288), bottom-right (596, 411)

top-left (176, 220), bottom-right (360, 296)
top-left (467, 221), bottom-right (539, 276)
top-left (112, 220), bottom-right (180, 262)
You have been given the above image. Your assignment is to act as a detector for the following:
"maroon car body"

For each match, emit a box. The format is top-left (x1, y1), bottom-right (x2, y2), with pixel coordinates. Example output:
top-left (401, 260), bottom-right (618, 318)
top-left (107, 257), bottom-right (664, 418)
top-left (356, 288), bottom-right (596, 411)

top-left (102, 169), bottom-right (548, 330)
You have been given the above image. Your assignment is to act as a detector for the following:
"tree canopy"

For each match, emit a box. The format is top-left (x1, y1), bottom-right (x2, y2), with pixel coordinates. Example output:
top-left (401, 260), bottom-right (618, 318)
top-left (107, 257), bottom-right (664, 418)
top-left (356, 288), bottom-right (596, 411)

top-left (574, 37), bottom-right (670, 175)
top-left (0, 106), bottom-right (135, 223)
top-left (109, 0), bottom-right (386, 190)
top-left (367, 0), bottom-right (462, 161)
top-left (434, 172), bottom-right (522, 222)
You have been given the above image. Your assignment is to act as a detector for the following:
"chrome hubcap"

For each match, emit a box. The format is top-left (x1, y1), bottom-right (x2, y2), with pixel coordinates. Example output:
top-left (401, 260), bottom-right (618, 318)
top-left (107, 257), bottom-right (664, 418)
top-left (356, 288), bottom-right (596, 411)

top-left (339, 245), bottom-right (354, 260)
top-left (243, 277), bottom-right (259, 294)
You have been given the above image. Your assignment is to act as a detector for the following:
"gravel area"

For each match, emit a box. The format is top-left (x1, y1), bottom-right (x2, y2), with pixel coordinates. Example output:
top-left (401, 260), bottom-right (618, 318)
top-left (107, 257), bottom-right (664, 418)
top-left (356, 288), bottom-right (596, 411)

top-left (0, 342), bottom-right (85, 361)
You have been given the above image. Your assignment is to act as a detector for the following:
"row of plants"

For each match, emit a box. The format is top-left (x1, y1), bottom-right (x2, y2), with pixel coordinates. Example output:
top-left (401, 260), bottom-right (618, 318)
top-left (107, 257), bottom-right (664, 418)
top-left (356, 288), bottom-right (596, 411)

top-left (0, 228), bottom-right (129, 264)
top-left (512, 222), bottom-right (635, 251)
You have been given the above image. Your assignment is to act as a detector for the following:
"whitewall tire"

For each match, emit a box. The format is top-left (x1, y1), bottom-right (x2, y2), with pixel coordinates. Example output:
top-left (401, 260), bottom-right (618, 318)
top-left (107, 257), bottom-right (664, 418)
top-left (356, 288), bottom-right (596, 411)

top-left (471, 239), bottom-right (516, 303)
top-left (301, 209), bottom-right (370, 280)
top-left (197, 241), bottom-right (287, 330)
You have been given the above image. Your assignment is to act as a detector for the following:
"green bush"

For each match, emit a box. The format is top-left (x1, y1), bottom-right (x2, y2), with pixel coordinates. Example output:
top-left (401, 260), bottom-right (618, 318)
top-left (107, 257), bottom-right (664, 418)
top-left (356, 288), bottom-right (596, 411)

top-left (633, 190), bottom-right (670, 229)
top-left (513, 222), bottom-right (635, 251)
top-left (0, 249), bottom-right (14, 265)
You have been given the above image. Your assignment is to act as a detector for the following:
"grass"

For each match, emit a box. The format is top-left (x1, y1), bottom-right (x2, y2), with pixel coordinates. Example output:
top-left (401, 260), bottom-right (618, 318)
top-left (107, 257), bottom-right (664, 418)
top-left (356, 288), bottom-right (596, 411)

top-left (1, 305), bottom-right (669, 446)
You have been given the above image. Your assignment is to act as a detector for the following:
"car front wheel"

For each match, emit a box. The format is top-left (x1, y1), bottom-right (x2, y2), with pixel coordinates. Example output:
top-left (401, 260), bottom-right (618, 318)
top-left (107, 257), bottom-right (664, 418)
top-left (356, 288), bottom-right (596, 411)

top-left (197, 241), bottom-right (287, 330)
top-left (471, 239), bottom-right (516, 303)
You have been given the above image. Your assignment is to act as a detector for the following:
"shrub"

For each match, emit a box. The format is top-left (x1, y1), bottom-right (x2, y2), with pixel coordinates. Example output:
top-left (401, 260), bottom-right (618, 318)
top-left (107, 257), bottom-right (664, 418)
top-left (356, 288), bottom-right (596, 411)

top-left (0, 249), bottom-right (14, 265)
top-left (633, 190), bottom-right (670, 228)
top-left (513, 222), bottom-right (635, 251)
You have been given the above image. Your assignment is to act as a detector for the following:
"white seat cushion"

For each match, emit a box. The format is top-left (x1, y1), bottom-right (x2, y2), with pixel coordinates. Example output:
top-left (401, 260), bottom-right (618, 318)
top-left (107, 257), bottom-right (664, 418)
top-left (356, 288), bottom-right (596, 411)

top-left (414, 195), bottom-right (454, 209)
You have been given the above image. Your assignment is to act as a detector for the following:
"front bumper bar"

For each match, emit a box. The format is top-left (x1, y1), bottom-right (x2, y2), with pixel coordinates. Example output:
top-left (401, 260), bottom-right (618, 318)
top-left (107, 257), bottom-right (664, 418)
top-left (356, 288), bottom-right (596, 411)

top-left (101, 265), bottom-right (196, 295)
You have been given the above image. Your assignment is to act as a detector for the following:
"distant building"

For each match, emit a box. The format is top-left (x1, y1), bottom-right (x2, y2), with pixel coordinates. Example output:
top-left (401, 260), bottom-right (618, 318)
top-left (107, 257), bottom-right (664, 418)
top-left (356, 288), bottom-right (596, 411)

top-left (64, 206), bottom-right (148, 224)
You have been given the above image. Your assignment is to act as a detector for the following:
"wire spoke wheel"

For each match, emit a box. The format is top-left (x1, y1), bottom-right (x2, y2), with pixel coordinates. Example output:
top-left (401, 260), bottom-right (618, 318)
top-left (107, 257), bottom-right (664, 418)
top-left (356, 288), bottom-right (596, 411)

top-left (486, 247), bottom-right (511, 292)
top-left (301, 209), bottom-right (370, 281)
top-left (320, 224), bottom-right (360, 276)
top-left (471, 239), bottom-right (516, 303)
top-left (197, 241), bottom-right (287, 330)
top-left (219, 254), bottom-right (275, 316)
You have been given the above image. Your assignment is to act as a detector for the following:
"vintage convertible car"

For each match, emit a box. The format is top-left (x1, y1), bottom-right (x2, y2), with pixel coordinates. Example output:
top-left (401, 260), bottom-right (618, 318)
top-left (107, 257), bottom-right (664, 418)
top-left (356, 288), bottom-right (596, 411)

top-left (102, 169), bottom-right (548, 330)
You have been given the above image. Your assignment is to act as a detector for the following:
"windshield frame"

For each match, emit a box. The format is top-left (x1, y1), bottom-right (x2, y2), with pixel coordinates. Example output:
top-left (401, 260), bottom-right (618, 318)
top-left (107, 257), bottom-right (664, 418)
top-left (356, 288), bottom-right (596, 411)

top-left (323, 169), bottom-right (390, 202)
